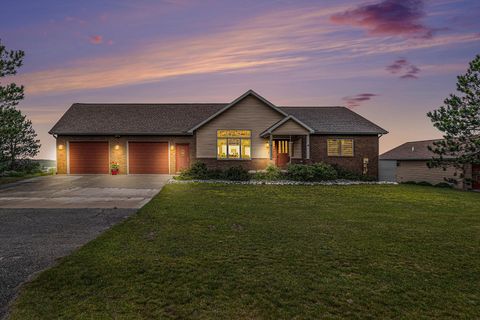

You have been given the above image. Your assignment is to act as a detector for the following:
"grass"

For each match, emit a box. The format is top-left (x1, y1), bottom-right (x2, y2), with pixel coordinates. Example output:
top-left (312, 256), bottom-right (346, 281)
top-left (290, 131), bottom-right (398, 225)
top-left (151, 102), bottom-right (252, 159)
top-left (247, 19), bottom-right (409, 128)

top-left (9, 184), bottom-right (480, 319)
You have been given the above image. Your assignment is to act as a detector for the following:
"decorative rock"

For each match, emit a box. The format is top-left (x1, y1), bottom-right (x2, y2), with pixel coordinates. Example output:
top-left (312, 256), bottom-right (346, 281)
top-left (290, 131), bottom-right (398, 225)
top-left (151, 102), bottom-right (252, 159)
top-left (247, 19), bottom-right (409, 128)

top-left (169, 179), bottom-right (397, 186)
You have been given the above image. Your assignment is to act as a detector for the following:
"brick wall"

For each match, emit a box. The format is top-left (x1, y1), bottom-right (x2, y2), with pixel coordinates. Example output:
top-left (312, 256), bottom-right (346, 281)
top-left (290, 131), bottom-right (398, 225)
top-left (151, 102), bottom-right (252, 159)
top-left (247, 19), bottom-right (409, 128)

top-left (309, 135), bottom-right (379, 178)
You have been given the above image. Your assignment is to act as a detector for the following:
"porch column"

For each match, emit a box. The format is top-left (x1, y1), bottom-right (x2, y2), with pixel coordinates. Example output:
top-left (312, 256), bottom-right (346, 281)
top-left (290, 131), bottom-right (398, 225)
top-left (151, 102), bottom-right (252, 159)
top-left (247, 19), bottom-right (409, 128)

top-left (288, 136), bottom-right (293, 163)
top-left (306, 134), bottom-right (310, 159)
top-left (269, 135), bottom-right (273, 160)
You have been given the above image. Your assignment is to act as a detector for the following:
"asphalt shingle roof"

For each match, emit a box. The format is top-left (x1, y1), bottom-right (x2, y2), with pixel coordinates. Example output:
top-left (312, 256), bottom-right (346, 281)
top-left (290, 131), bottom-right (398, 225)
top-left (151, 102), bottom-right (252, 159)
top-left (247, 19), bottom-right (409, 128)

top-left (380, 139), bottom-right (446, 160)
top-left (279, 107), bottom-right (388, 135)
top-left (49, 103), bottom-right (227, 135)
top-left (50, 103), bottom-right (388, 135)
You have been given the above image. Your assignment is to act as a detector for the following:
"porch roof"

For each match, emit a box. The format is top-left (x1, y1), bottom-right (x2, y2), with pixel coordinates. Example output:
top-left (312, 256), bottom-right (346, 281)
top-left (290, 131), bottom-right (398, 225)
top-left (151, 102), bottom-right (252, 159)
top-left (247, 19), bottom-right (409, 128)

top-left (260, 115), bottom-right (314, 138)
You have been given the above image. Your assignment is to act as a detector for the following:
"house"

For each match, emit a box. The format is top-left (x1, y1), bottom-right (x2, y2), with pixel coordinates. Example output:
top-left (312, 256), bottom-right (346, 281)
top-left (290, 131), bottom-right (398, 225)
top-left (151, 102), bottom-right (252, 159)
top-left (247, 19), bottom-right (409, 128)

top-left (379, 139), bottom-right (479, 190)
top-left (50, 90), bottom-right (388, 177)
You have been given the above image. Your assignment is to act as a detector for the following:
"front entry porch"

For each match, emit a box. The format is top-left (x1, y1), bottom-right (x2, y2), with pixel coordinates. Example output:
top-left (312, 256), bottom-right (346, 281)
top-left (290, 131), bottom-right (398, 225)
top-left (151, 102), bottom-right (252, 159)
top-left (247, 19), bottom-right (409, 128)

top-left (260, 115), bottom-right (314, 168)
top-left (266, 134), bottom-right (311, 168)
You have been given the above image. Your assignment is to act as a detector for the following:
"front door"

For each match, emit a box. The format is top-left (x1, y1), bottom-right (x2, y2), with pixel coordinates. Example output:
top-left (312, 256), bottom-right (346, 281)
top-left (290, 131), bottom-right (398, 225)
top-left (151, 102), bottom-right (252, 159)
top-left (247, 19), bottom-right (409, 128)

top-left (473, 164), bottom-right (480, 190)
top-left (274, 140), bottom-right (290, 168)
top-left (176, 144), bottom-right (190, 172)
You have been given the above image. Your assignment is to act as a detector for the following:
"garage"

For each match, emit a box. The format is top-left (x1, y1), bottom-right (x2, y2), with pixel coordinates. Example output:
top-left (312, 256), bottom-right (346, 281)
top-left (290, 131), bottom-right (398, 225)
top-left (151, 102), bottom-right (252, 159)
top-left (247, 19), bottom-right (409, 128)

top-left (69, 141), bottom-right (109, 174)
top-left (128, 142), bottom-right (169, 174)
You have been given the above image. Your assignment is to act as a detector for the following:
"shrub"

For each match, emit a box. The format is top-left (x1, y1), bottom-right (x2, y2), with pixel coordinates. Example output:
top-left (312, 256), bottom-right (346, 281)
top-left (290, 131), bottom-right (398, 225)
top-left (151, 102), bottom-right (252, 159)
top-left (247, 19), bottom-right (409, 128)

top-left (417, 181), bottom-right (433, 186)
top-left (177, 161), bottom-right (209, 180)
top-left (252, 164), bottom-right (284, 180)
top-left (435, 182), bottom-right (453, 188)
top-left (222, 166), bottom-right (250, 181)
top-left (311, 162), bottom-right (338, 180)
top-left (176, 162), bottom-right (249, 181)
top-left (402, 181), bottom-right (418, 185)
top-left (286, 163), bottom-right (338, 181)
top-left (332, 164), bottom-right (375, 181)
top-left (286, 164), bottom-right (316, 181)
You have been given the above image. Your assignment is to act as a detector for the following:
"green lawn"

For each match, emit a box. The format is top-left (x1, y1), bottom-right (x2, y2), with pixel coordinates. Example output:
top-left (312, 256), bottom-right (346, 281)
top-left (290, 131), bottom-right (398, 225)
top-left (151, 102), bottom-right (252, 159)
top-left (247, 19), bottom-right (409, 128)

top-left (10, 184), bottom-right (480, 319)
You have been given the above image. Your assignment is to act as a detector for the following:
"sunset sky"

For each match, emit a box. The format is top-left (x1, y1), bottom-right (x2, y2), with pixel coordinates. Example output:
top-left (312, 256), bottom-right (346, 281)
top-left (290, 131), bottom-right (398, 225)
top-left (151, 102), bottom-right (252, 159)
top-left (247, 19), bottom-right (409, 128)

top-left (2, 0), bottom-right (479, 160)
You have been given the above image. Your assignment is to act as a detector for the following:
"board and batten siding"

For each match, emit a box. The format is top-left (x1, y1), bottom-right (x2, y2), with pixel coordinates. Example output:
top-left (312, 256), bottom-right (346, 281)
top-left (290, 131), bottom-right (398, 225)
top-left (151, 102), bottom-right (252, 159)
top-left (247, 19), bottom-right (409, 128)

top-left (396, 160), bottom-right (459, 184)
top-left (195, 95), bottom-right (285, 158)
top-left (271, 119), bottom-right (310, 135)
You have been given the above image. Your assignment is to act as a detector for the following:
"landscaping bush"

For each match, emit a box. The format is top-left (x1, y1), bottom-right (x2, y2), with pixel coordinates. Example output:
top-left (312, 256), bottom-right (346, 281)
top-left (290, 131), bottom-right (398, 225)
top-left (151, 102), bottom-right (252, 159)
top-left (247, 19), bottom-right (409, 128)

top-left (332, 164), bottom-right (375, 181)
top-left (177, 162), bottom-right (208, 180)
top-left (177, 162), bottom-right (249, 181)
top-left (222, 166), bottom-right (250, 181)
top-left (286, 164), bottom-right (316, 181)
top-left (311, 162), bottom-right (338, 180)
top-left (286, 162), bottom-right (337, 181)
top-left (402, 181), bottom-right (418, 185)
top-left (417, 181), bottom-right (433, 186)
top-left (252, 164), bottom-right (284, 180)
top-left (435, 182), bottom-right (453, 188)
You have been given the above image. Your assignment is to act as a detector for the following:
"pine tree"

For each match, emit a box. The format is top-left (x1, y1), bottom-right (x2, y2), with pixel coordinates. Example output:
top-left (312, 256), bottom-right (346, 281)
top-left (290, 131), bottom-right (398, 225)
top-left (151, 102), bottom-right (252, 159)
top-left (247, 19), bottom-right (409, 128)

top-left (427, 55), bottom-right (480, 184)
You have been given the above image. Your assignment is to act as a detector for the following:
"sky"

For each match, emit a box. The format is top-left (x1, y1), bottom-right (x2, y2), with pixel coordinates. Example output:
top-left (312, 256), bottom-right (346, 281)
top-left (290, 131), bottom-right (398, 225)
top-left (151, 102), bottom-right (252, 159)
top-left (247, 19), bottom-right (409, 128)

top-left (1, 0), bottom-right (480, 160)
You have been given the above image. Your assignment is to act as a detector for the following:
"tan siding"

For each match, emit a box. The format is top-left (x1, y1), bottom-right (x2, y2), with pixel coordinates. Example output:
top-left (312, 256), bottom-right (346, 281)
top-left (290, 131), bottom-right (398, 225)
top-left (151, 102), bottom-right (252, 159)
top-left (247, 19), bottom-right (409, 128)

top-left (396, 160), bottom-right (459, 185)
top-left (195, 95), bottom-right (284, 158)
top-left (271, 119), bottom-right (309, 135)
top-left (292, 137), bottom-right (302, 159)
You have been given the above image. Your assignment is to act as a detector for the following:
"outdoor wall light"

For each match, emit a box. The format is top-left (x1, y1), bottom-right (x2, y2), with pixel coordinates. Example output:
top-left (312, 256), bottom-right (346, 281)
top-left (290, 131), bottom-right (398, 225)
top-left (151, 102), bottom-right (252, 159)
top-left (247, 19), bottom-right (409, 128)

top-left (170, 145), bottom-right (175, 151)
top-left (115, 144), bottom-right (120, 150)
top-left (58, 144), bottom-right (64, 150)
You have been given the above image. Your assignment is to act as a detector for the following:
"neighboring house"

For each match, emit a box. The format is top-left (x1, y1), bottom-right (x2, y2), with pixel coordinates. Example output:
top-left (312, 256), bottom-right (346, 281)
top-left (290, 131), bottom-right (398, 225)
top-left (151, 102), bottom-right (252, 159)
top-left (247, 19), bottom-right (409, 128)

top-left (379, 139), bottom-right (479, 190)
top-left (50, 90), bottom-right (387, 178)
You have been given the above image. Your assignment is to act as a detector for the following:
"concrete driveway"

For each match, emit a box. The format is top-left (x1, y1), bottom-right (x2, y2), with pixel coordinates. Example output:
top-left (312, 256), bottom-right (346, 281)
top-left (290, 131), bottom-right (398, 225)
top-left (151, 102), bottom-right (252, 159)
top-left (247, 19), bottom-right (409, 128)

top-left (0, 175), bottom-right (170, 318)
top-left (0, 174), bottom-right (171, 208)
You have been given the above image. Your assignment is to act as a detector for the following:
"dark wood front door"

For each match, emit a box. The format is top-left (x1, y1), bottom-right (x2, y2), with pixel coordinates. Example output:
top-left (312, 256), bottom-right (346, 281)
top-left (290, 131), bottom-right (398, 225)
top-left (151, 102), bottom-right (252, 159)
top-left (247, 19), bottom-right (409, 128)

top-left (472, 164), bottom-right (480, 190)
top-left (69, 141), bottom-right (109, 174)
top-left (274, 140), bottom-right (290, 168)
top-left (176, 144), bottom-right (190, 172)
top-left (128, 142), bottom-right (169, 174)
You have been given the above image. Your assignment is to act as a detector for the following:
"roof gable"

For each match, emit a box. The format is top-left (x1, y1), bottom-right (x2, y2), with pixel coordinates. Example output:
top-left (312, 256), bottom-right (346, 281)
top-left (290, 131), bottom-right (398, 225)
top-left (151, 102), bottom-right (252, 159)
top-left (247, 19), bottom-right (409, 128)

top-left (187, 89), bottom-right (287, 133)
top-left (260, 115), bottom-right (314, 137)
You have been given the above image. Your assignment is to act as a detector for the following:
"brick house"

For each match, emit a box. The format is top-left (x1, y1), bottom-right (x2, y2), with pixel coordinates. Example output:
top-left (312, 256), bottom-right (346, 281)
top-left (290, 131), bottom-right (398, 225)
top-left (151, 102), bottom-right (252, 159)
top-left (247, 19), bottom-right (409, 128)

top-left (50, 90), bottom-right (388, 178)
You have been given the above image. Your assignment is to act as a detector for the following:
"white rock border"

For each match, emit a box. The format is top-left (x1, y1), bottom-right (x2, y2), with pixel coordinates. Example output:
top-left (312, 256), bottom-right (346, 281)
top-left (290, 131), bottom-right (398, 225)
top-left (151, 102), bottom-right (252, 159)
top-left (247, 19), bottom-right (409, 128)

top-left (169, 179), bottom-right (398, 186)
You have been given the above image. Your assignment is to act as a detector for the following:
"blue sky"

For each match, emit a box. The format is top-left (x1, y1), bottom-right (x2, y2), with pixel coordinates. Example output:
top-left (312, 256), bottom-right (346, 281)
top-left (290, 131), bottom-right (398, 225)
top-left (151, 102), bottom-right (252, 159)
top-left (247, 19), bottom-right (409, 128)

top-left (1, 0), bottom-right (480, 159)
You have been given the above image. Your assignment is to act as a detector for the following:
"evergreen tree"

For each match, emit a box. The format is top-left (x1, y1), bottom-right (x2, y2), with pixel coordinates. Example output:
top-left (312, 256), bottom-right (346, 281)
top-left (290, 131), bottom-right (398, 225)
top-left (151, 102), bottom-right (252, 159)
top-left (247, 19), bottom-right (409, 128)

top-left (427, 55), bottom-right (480, 183)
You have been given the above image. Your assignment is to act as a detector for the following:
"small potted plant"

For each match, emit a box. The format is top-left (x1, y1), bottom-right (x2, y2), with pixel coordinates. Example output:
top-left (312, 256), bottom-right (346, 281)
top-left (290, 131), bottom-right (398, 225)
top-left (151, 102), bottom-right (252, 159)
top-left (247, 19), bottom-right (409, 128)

top-left (111, 161), bottom-right (119, 175)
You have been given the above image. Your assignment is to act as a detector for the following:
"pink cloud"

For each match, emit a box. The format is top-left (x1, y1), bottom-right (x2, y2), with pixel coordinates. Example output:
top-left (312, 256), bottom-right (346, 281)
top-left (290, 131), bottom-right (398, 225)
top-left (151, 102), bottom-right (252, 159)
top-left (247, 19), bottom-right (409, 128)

top-left (89, 35), bottom-right (103, 44)
top-left (386, 58), bottom-right (420, 79)
top-left (343, 93), bottom-right (378, 108)
top-left (330, 0), bottom-right (434, 39)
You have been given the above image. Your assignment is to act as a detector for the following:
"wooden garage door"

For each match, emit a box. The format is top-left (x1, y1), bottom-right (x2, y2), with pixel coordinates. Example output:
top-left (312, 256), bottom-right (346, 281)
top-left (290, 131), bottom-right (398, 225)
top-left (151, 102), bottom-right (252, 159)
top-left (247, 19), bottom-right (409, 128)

top-left (128, 142), bottom-right (169, 174)
top-left (69, 141), bottom-right (109, 174)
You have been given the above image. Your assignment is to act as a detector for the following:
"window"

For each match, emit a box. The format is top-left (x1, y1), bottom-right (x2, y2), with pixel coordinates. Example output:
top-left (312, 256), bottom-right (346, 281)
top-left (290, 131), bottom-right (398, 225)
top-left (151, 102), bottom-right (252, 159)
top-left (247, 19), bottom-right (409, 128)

top-left (327, 139), bottom-right (354, 157)
top-left (217, 130), bottom-right (251, 160)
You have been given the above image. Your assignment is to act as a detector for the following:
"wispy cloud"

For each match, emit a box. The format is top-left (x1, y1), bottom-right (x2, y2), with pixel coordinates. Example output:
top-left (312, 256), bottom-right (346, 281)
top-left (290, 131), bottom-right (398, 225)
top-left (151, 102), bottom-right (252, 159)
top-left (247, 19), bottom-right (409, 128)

top-left (330, 0), bottom-right (434, 38)
top-left (343, 93), bottom-right (378, 108)
top-left (89, 35), bottom-right (103, 44)
top-left (14, 4), bottom-right (479, 95)
top-left (386, 58), bottom-right (420, 79)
